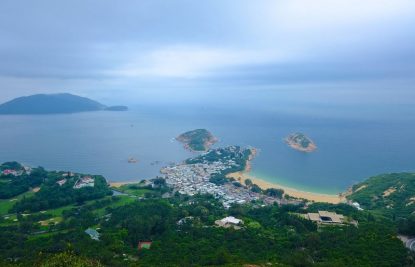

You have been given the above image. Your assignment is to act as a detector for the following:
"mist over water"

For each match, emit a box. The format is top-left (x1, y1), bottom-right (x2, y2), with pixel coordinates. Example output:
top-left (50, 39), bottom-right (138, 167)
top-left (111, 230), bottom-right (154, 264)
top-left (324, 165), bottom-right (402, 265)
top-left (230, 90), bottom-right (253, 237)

top-left (1, 86), bottom-right (414, 194)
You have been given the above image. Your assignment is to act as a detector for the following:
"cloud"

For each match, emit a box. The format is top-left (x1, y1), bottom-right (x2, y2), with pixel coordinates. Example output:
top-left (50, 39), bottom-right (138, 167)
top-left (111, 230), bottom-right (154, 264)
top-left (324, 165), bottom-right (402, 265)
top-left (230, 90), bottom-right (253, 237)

top-left (0, 0), bottom-right (414, 101)
top-left (109, 45), bottom-right (291, 78)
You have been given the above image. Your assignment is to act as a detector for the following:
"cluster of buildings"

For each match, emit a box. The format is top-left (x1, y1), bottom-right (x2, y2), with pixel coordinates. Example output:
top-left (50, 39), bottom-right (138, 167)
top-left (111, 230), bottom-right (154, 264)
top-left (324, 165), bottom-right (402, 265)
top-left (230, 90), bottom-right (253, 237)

top-left (161, 161), bottom-right (272, 208)
top-left (2, 169), bottom-right (21, 176)
top-left (1, 166), bottom-right (31, 177)
top-left (54, 172), bottom-right (95, 189)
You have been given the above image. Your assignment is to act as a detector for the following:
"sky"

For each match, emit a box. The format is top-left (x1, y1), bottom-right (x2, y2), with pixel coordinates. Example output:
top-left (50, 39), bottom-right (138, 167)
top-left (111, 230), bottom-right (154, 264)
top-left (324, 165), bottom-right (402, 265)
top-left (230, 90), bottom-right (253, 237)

top-left (0, 0), bottom-right (414, 105)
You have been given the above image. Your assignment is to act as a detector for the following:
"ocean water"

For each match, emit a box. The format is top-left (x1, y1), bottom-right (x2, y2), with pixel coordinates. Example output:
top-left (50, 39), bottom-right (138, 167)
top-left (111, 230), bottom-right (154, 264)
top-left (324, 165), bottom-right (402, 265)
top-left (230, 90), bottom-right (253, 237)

top-left (1, 88), bottom-right (415, 194)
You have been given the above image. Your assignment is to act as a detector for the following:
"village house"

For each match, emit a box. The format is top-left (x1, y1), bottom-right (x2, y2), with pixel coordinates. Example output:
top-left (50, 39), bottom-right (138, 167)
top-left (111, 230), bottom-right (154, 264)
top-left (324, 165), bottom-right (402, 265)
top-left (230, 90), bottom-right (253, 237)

top-left (73, 176), bottom-right (95, 189)
top-left (85, 228), bottom-right (100, 241)
top-left (56, 179), bottom-right (67, 186)
top-left (215, 216), bottom-right (244, 229)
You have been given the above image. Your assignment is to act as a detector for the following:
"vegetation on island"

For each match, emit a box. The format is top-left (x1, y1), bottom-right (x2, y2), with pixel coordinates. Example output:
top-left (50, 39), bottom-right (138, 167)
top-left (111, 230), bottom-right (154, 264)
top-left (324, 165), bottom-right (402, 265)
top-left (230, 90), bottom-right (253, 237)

top-left (0, 93), bottom-right (128, 114)
top-left (0, 162), bottom-right (414, 266)
top-left (285, 132), bottom-right (317, 152)
top-left (176, 129), bottom-right (218, 151)
top-left (186, 146), bottom-right (253, 185)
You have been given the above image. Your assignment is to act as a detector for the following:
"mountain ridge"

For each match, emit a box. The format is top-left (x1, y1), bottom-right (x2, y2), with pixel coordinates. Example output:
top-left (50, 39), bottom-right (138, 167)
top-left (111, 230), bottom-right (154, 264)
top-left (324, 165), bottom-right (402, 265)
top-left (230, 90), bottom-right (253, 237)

top-left (0, 93), bottom-right (127, 114)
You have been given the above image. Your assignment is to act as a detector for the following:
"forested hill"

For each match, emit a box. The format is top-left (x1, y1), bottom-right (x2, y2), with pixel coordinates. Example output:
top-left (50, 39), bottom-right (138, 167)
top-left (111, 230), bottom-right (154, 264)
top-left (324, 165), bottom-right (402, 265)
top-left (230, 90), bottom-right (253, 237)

top-left (347, 172), bottom-right (415, 236)
top-left (0, 93), bottom-right (127, 114)
top-left (348, 172), bottom-right (415, 218)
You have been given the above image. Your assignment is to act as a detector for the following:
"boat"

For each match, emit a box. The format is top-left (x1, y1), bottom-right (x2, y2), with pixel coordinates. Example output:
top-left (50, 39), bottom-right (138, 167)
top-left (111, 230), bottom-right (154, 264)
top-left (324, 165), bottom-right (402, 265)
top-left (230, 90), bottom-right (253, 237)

top-left (128, 157), bottom-right (138, 163)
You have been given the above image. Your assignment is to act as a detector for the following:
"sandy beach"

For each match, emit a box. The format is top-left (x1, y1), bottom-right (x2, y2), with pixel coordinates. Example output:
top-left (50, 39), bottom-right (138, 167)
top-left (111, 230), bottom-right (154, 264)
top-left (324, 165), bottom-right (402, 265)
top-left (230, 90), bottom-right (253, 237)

top-left (227, 171), bottom-right (344, 204)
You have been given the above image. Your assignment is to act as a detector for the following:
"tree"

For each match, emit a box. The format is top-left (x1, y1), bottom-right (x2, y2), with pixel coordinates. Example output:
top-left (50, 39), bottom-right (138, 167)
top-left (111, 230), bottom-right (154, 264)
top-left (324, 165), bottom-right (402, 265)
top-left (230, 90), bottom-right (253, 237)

top-left (398, 214), bottom-right (415, 235)
top-left (264, 188), bottom-right (284, 198)
top-left (35, 252), bottom-right (103, 267)
top-left (250, 184), bottom-right (262, 193)
top-left (153, 177), bottom-right (166, 187)
top-left (244, 179), bottom-right (253, 187)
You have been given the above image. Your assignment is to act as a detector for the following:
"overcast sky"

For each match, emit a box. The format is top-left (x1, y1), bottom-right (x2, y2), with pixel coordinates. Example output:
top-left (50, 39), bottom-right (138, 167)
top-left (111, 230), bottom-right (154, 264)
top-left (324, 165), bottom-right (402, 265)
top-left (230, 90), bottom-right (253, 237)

top-left (0, 0), bottom-right (414, 104)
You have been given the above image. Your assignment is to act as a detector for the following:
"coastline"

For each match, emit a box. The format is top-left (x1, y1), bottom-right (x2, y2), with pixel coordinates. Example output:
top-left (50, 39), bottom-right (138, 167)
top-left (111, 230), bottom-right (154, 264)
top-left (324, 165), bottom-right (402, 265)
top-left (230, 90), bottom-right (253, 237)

top-left (176, 130), bottom-right (218, 152)
top-left (227, 171), bottom-right (344, 204)
top-left (285, 134), bottom-right (317, 153)
top-left (110, 146), bottom-right (346, 204)
top-left (229, 147), bottom-right (344, 204)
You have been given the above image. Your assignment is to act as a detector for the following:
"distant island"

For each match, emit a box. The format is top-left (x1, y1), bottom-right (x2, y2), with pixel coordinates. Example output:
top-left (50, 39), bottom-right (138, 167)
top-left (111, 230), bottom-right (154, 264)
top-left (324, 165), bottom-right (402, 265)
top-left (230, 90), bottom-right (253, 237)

top-left (285, 132), bottom-right (317, 152)
top-left (0, 93), bottom-right (128, 114)
top-left (176, 129), bottom-right (218, 151)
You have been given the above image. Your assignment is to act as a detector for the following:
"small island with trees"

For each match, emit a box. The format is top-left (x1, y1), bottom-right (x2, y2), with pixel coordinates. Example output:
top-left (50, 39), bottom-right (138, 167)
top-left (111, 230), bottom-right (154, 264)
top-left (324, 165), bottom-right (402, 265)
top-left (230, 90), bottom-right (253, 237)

top-left (285, 132), bottom-right (317, 152)
top-left (176, 129), bottom-right (218, 152)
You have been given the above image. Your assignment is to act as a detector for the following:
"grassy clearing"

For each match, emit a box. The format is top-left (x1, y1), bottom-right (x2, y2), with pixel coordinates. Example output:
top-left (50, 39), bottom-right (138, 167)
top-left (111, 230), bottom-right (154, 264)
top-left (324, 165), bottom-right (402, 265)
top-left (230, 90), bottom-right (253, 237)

top-left (93, 195), bottom-right (137, 217)
top-left (115, 184), bottom-right (152, 197)
top-left (0, 191), bottom-right (35, 216)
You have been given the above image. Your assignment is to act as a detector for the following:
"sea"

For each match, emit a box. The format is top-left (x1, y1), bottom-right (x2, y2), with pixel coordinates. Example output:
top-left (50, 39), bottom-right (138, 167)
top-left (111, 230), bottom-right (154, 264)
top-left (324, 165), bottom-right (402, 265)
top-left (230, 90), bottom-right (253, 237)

top-left (1, 87), bottom-right (415, 194)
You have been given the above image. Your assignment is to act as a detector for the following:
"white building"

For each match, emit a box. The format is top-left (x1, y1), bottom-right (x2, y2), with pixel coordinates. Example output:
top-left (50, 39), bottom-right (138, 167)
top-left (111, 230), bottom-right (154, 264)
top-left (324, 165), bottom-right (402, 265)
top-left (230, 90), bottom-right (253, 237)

top-left (215, 216), bottom-right (244, 229)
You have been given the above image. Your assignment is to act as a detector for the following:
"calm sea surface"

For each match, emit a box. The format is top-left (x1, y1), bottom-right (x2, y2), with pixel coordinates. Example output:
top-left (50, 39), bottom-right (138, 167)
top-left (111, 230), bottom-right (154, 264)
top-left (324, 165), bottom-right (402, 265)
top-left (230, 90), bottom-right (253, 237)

top-left (1, 92), bottom-right (415, 194)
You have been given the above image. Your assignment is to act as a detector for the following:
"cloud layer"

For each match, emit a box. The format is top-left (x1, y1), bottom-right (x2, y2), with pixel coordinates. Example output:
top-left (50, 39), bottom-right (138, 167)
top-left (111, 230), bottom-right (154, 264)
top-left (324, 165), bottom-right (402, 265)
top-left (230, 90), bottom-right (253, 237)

top-left (0, 0), bottom-right (414, 102)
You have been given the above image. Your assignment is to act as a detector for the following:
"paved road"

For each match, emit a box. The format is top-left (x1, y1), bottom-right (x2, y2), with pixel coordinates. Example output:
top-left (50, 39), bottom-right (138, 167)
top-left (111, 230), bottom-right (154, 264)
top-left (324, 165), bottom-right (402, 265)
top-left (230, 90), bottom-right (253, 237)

top-left (406, 239), bottom-right (415, 252)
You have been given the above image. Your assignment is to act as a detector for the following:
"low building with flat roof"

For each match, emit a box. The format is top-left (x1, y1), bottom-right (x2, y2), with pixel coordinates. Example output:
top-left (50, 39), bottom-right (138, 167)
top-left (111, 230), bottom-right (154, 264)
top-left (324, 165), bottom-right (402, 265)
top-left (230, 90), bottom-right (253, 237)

top-left (306, 210), bottom-right (345, 224)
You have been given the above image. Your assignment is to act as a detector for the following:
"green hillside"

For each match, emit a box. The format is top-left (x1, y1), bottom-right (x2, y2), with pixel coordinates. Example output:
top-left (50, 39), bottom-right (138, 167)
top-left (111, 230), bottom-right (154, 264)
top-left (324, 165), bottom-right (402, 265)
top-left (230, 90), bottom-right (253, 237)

top-left (347, 173), bottom-right (415, 219)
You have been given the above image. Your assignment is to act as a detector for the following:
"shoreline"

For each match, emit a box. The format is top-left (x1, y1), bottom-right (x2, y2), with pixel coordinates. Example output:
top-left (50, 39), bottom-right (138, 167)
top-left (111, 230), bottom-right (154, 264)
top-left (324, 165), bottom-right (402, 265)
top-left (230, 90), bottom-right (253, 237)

top-left (227, 171), bottom-right (344, 204)
top-left (229, 147), bottom-right (345, 204)
top-left (110, 173), bottom-right (346, 204)
top-left (285, 134), bottom-right (317, 153)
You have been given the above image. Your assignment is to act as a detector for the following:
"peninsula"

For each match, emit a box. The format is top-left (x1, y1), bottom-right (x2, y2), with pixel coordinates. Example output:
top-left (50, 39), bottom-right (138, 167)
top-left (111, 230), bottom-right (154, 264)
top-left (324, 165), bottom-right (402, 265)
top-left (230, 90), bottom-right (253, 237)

top-left (176, 129), bottom-right (218, 152)
top-left (0, 93), bottom-right (128, 114)
top-left (285, 132), bottom-right (317, 152)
